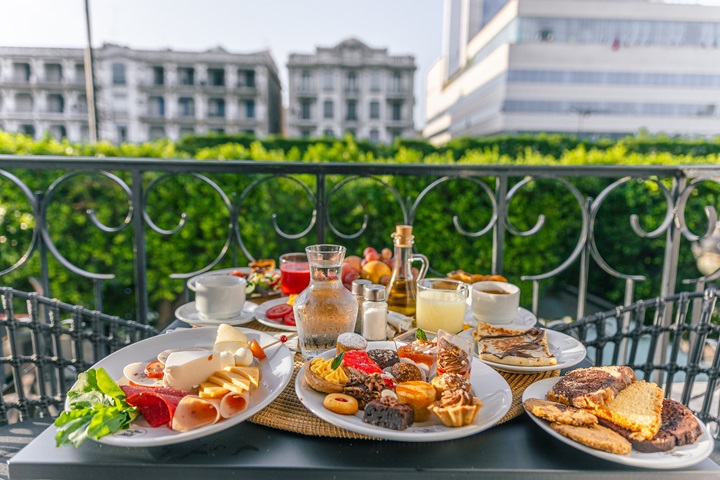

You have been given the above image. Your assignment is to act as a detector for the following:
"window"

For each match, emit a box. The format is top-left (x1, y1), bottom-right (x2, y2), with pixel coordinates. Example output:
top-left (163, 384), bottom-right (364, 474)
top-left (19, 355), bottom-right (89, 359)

top-left (346, 71), bottom-right (357, 92)
top-left (245, 99), bottom-right (255, 119)
top-left (391, 102), bottom-right (402, 121)
top-left (369, 101), bottom-right (380, 119)
top-left (177, 67), bottom-right (194, 86)
top-left (323, 100), bottom-right (333, 119)
top-left (179, 127), bottom-right (195, 137)
top-left (370, 70), bottom-right (381, 91)
top-left (346, 100), bottom-right (357, 121)
top-left (152, 66), bottom-right (164, 86)
top-left (392, 71), bottom-right (403, 91)
top-left (49, 125), bottom-right (66, 140)
top-left (208, 98), bottom-right (226, 117)
top-left (243, 129), bottom-right (255, 136)
top-left (74, 63), bottom-right (85, 84)
top-left (301, 70), bottom-right (311, 91)
top-left (369, 129), bottom-right (379, 143)
top-left (300, 99), bottom-right (312, 120)
top-left (345, 128), bottom-right (356, 137)
top-left (149, 126), bottom-right (166, 140)
top-left (300, 128), bottom-right (312, 138)
top-left (15, 93), bottom-right (33, 112)
top-left (47, 94), bottom-right (64, 113)
top-left (44, 63), bottom-right (63, 83)
top-left (116, 126), bottom-right (127, 143)
top-left (323, 70), bottom-right (334, 91)
top-left (20, 124), bottom-right (35, 138)
top-left (77, 94), bottom-right (88, 112)
top-left (178, 97), bottom-right (195, 117)
top-left (148, 96), bottom-right (165, 117)
top-left (238, 69), bottom-right (255, 87)
top-left (323, 129), bottom-right (334, 137)
top-left (13, 63), bottom-right (31, 82)
top-left (112, 63), bottom-right (126, 85)
top-left (207, 68), bottom-right (225, 86)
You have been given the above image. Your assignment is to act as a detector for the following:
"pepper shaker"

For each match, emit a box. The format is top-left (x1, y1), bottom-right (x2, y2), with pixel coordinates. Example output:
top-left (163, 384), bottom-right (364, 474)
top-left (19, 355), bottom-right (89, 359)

top-left (362, 284), bottom-right (388, 341)
top-left (351, 279), bottom-right (372, 334)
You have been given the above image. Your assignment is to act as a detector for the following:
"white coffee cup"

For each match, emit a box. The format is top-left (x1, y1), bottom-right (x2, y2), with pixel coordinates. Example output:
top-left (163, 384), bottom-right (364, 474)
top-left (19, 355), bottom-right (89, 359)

top-left (194, 274), bottom-right (247, 320)
top-left (471, 281), bottom-right (520, 325)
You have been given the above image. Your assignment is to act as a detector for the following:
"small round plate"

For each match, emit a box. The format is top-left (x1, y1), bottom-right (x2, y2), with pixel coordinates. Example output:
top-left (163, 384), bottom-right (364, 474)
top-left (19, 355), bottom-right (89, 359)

top-left (464, 306), bottom-right (537, 330)
top-left (254, 297), bottom-right (297, 331)
top-left (174, 300), bottom-right (258, 327)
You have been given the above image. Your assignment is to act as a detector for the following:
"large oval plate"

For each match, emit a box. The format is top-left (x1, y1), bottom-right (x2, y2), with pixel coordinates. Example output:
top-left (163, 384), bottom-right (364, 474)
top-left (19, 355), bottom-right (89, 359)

top-left (523, 377), bottom-right (715, 469)
top-left (295, 341), bottom-right (512, 442)
top-left (74, 327), bottom-right (293, 447)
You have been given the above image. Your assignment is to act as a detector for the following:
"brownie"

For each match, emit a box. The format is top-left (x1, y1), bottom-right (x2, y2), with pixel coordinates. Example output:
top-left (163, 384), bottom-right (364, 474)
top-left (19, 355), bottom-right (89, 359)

top-left (389, 362), bottom-right (423, 383)
top-left (367, 349), bottom-right (400, 370)
top-left (362, 397), bottom-right (414, 430)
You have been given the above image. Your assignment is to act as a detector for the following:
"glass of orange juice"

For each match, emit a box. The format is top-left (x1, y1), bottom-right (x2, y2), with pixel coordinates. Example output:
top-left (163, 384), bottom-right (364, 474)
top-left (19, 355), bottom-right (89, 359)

top-left (415, 278), bottom-right (468, 334)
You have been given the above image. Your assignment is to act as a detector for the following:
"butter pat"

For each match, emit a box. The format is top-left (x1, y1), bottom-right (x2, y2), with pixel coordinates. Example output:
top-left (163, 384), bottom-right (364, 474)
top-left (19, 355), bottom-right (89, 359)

top-left (163, 350), bottom-right (233, 391)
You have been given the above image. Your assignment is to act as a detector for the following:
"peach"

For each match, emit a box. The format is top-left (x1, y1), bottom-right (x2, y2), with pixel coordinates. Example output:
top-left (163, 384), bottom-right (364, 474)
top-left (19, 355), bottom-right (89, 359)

top-left (345, 255), bottom-right (362, 271)
top-left (360, 260), bottom-right (392, 285)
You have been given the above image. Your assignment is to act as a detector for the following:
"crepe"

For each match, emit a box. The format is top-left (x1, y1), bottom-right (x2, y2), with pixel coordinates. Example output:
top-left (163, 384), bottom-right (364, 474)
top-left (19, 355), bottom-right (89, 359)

top-left (472, 322), bottom-right (557, 367)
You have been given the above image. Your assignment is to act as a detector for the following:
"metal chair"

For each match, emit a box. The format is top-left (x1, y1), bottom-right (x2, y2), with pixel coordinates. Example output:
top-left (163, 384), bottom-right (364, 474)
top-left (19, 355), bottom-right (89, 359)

top-left (0, 287), bottom-right (159, 426)
top-left (550, 288), bottom-right (720, 434)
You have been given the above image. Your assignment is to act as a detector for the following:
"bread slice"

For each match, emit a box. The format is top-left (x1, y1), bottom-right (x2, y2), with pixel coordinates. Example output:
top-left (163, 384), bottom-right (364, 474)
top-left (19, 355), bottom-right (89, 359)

top-left (593, 380), bottom-right (663, 441)
top-left (472, 323), bottom-right (556, 367)
top-left (546, 366), bottom-right (635, 409)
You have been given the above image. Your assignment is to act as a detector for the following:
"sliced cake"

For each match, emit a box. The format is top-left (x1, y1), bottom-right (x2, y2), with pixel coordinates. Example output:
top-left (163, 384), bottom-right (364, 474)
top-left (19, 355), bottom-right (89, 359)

top-left (593, 380), bottom-right (663, 441)
top-left (546, 366), bottom-right (636, 409)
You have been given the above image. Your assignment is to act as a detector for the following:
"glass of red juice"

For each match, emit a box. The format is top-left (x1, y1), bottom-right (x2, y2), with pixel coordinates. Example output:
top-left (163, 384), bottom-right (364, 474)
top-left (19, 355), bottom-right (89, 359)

top-left (280, 252), bottom-right (310, 295)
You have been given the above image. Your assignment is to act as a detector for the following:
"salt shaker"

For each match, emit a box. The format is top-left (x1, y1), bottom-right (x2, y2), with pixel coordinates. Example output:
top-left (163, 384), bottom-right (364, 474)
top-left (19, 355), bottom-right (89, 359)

top-left (351, 279), bottom-right (372, 334)
top-left (362, 284), bottom-right (388, 341)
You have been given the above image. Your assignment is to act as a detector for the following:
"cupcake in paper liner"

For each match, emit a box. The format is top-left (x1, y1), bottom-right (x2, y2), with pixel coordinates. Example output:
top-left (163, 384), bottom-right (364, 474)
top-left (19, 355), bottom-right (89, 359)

top-left (428, 388), bottom-right (483, 427)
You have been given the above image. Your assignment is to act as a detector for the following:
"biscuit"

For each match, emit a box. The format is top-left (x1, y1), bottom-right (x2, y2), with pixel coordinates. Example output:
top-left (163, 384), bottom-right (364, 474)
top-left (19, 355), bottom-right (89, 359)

top-left (550, 423), bottom-right (632, 455)
top-left (323, 393), bottom-right (359, 415)
top-left (524, 398), bottom-right (598, 426)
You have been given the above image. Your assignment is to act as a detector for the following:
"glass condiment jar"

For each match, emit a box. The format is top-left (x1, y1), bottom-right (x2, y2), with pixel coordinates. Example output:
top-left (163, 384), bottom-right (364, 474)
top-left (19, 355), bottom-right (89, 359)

top-left (362, 284), bottom-right (388, 341)
top-left (386, 225), bottom-right (429, 321)
top-left (293, 244), bottom-right (358, 359)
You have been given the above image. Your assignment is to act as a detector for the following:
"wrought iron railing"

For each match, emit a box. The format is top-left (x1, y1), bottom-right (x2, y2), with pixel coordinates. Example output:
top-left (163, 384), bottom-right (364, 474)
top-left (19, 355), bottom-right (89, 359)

top-left (0, 155), bottom-right (719, 335)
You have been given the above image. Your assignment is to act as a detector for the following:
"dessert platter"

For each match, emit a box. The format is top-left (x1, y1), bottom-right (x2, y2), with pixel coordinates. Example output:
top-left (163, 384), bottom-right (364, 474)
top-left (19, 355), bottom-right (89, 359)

top-left (175, 300), bottom-right (258, 327)
top-left (462, 322), bottom-right (586, 373)
top-left (522, 371), bottom-right (714, 469)
top-left (295, 337), bottom-right (512, 442)
top-left (57, 326), bottom-right (293, 448)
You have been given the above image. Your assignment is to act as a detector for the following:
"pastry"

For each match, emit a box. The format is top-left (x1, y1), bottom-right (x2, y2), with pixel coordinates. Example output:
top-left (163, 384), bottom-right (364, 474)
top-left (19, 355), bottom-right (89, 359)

top-left (436, 337), bottom-right (471, 377)
top-left (367, 349), bottom-right (400, 369)
top-left (304, 357), bottom-right (348, 394)
top-left (323, 393), bottom-right (359, 415)
top-left (362, 396), bottom-right (414, 430)
top-left (395, 381), bottom-right (436, 422)
top-left (389, 362), bottom-right (423, 383)
top-left (336, 332), bottom-right (367, 355)
top-left (550, 423), bottom-right (632, 455)
top-left (473, 323), bottom-right (556, 367)
top-left (523, 398), bottom-right (597, 426)
top-left (546, 366), bottom-right (635, 409)
top-left (431, 373), bottom-right (471, 400)
top-left (428, 389), bottom-right (482, 427)
top-left (592, 380), bottom-right (663, 441)
top-left (343, 371), bottom-right (388, 409)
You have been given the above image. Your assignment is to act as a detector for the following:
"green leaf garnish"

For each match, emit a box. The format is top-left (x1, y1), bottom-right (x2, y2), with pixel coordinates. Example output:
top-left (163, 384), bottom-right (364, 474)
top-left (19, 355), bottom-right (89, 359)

top-left (331, 351), bottom-right (345, 370)
top-left (416, 328), bottom-right (428, 341)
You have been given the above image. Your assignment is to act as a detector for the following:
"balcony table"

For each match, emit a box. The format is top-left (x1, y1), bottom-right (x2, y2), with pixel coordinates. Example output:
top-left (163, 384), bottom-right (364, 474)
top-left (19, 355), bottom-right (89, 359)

top-left (7, 316), bottom-right (720, 480)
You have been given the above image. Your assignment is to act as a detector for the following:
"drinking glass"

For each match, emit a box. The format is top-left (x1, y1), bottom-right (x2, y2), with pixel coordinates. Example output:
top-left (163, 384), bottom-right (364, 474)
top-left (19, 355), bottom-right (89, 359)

top-left (280, 252), bottom-right (310, 295)
top-left (416, 278), bottom-right (468, 334)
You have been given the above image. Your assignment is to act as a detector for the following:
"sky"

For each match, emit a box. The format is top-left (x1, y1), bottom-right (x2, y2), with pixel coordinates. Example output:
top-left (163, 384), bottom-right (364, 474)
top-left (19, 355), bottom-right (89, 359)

top-left (0, 0), bottom-right (444, 128)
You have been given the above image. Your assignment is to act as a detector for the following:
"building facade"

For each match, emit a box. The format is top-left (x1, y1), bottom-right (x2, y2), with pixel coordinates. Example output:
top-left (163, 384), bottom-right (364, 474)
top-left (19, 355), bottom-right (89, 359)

top-left (0, 44), bottom-right (282, 143)
top-left (287, 38), bottom-right (416, 143)
top-left (425, 0), bottom-right (720, 144)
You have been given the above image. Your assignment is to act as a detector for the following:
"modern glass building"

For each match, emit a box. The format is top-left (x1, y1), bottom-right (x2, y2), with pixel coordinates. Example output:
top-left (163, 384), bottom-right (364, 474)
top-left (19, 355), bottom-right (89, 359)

top-left (425, 0), bottom-right (720, 143)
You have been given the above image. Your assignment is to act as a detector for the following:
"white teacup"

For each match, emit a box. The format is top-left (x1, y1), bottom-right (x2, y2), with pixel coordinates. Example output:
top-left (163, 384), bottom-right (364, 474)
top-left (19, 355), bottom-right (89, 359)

top-left (471, 281), bottom-right (520, 325)
top-left (194, 274), bottom-right (247, 320)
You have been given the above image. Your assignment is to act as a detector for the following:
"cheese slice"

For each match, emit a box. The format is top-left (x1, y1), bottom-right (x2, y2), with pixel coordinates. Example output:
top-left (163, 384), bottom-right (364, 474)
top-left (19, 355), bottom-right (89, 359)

top-left (215, 324), bottom-right (249, 345)
top-left (224, 365), bottom-right (261, 388)
top-left (198, 382), bottom-right (230, 398)
top-left (163, 350), bottom-right (224, 391)
top-left (473, 323), bottom-right (557, 367)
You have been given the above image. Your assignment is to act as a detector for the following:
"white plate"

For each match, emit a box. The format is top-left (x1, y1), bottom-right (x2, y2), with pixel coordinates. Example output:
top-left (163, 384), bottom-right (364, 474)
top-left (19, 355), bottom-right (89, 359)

top-left (464, 306), bottom-right (537, 330)
top-left (254, 297), bottom-right (297, 331)
top-left (461, 328), bottom-right (587, 373)
top-left (74, 327), bottom-right (294, 447)
top-left (295, 340), bottom-right (512, 442)
top-left (174, 300), bottom-right (258, 327)
top-left (522, 377), bottom-right (715, 469)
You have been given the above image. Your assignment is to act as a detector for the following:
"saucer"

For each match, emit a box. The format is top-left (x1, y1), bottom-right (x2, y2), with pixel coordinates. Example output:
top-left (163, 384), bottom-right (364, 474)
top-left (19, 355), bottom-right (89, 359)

top-left (175, 300), bottom-right (258, 327)
top-left (464, 306), bottom-right (537, 330)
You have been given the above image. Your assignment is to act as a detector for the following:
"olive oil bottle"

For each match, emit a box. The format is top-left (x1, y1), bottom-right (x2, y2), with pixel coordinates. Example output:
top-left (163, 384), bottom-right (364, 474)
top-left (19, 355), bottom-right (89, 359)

top-left (386, 225), bottom-right (428, 322)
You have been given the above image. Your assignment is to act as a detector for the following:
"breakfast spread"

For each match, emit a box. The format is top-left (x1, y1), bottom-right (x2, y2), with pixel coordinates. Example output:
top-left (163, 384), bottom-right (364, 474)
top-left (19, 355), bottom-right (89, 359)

top-left (525, 365), bottom-right (703, 456)
top-left (472, 322), bottom-right (556, 367)
top-left (302, 328), bottom-right (484, 431)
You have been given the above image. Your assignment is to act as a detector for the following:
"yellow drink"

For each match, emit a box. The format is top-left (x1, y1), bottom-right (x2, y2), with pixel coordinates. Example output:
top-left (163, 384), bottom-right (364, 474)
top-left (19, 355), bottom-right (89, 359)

top-left (416, 289), bottom-right (467, 333)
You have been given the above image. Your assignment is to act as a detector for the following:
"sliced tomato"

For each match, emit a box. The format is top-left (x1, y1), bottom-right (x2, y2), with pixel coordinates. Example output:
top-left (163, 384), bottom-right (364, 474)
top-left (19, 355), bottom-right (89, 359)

top-left (266, 303), bottom-right (292, 319)
top-left (283, 311), bottom-right (296, 326)
top-left (249, 339), bottom-right (266, 360)
top-left (143, 360), bottom-right (165, 379)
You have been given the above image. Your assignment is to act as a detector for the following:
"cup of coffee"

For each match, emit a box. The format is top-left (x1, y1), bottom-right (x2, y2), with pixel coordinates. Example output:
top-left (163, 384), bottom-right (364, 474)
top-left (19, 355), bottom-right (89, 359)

top-left (194, 274), bottom-right (247, 319)
top-left (471, 281), bottom-right (520, 325)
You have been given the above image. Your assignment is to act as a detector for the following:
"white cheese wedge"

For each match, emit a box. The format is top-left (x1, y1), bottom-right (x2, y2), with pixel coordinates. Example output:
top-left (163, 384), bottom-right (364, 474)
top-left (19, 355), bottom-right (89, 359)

top-left (163, 350), bottom-right (225, 391)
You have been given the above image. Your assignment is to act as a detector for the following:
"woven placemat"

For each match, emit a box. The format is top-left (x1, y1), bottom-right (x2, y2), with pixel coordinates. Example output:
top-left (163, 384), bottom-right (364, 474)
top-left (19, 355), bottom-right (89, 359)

top-left (246, 320), bottom-right (560, 439)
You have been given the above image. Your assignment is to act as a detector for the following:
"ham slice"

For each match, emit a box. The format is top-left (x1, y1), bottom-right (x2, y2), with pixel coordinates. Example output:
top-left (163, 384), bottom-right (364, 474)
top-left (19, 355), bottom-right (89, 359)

top-left (219, 391), bottom-right (249, 419)
top-left (121, 385), bottom-right (191, 398)
top-left (171, 395), bottom-right (222, 432)
top-left (121, 385), bottom-right (191, 428)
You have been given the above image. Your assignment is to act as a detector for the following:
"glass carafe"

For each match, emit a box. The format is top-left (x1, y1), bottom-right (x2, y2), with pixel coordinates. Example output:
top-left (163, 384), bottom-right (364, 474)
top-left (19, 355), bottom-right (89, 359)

top-left (386, 225), bottom-right (429, 320)
top-left (293, 244), bottom-right (359, 359)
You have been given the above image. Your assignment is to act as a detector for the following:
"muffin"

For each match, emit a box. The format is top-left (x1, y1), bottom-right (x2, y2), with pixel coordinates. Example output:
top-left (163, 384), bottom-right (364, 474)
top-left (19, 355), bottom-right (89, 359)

top-left (395, 380), bottom-right (436, 422)
top-left (428, 388), bottom-right (483, 427)
top-left (336, 332), bottom-right (367, 355)
top-left (431, 373), bottom-right (472, 400)
top-left (389, 362), bottom-right (424, 383)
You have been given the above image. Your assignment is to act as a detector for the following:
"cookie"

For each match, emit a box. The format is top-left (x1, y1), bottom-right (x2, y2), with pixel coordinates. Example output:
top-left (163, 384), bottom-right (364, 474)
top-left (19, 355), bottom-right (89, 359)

top-left (550, 423), bottom-right (632, 455)
top-left (524, 398), bottom-right (597, 426)
top-left (323, 393), bottom-right (359, 415)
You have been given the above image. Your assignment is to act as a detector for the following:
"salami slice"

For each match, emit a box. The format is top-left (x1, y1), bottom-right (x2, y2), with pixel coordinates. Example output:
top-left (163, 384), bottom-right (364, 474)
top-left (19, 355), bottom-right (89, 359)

top-left (121, 385), bottom-right (191, 399)
top-left (124, 391), bottom-right (185, 428)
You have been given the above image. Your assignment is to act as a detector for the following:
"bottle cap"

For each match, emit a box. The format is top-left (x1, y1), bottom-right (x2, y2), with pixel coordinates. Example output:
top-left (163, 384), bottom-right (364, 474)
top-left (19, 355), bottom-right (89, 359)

top-left (391, 224), bottom-right (414, 247)
top-left (364, 284), bottom-right (387, 301)
top-left (351, 279), bottom-right (372, 295)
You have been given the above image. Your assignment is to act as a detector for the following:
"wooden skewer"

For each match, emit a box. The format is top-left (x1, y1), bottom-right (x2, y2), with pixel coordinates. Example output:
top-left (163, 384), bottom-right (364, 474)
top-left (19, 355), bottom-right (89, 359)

top-left (262, 332), bottom-right (297, 349)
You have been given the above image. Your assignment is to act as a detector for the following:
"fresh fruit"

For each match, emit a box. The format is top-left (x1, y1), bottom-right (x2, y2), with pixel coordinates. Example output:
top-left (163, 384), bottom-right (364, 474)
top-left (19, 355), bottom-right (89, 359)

top-left (143, 361), bottom-right (165, 379)
top-left (363, 247), bottom-right (378, 258)
top-left (341, 260), bottom-right (359, 279)
top-left (266, 304), bottom-right (292, 319)
top-left (360, 260), bottom-right (392, 284)
top-left (379, 275), bottom-right (391, 286)
top-left (249, 339), bottom-right (266, 359)
top-left (344, 255), bottom-right (362, 271)
top-left (381, 248), bottom-right (392, 259)
top-left (343, 271), bottom-right (358, 285)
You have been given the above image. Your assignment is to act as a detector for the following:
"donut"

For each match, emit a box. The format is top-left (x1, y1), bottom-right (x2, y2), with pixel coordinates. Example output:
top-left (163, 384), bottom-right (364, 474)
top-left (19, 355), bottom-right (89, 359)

top-left (323, 393), bottom-right (359, 415)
